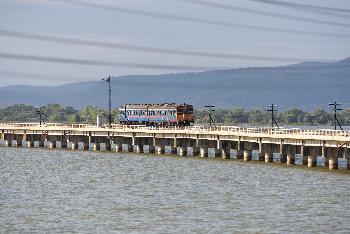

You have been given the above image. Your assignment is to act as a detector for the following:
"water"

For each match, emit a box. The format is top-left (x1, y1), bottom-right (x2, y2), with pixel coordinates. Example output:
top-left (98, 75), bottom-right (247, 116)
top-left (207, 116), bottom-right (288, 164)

top-left (1, 148), bottom-right (350, 233)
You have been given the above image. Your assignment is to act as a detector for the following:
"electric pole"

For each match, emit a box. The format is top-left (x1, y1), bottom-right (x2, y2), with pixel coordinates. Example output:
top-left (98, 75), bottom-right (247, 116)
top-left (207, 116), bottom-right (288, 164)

top-left (329, 102), bottom-right (343, 130)
top-left (102, 76), bottom-right (112, 127)
top-left (36, 106), bottom-right (45, 126)
top-left (205, 105), bottom-right (216, 128)
top-left (266, 104), bottom-right (279, 129)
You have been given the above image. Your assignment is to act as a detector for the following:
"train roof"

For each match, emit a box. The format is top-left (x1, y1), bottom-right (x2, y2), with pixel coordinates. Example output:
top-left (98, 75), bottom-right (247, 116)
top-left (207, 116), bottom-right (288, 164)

top-left (119, 103), bottom-right (192, 109)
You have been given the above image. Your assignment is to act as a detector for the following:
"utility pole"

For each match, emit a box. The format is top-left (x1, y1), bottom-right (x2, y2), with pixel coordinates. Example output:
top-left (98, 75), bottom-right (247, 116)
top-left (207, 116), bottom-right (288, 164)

top-left (35, 106), bottom-right (45, 126)
top-left (329, 102), bottom-right (343, 130)
top-left (266, 104), bottom-right (279, 129)
top-left (204, 105), bottom-right (216, 128)
top-left (102, 76), bottom-right (112, 127)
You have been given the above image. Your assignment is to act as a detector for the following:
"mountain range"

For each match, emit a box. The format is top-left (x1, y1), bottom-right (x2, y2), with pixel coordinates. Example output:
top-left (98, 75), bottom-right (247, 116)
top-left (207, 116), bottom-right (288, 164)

top-left (1, 57), bottom-right (349, 110)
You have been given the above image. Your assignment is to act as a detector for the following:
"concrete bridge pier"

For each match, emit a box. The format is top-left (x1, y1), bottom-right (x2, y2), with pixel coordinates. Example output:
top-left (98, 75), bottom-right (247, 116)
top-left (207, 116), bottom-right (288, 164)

top-left (56, 140), bottom-right (67, 149)
top-left (287, 154), bottom-right (295, 165)
top-left (300, 144), bottom-right (308, 165)
top-left (256, 139), bottom-right (265, 161)
top-left (307, 147), bottom-right (319, 168)
top-left (11, 140), bottom-right (18, 147)
top-left (164, 137), bottom-right (176, 155)
top-left (133, 144), bottom-right (142, 154)
top-left (221, 148), bottom-right (230, 159)
top-left (67, 142), bottom-right (77, 150)
top-left (89, 143), bottom-right (98, 151)
top-left (177, 147), bottom-right (186, 156)
top-left (235, 139), bottom-right (244, 160)
top-left (111, 143), bottom-right (121, 152)
top-left (44, 141), bottom-right (55, 149)
top-left (132, 136), bottom-right (143, 154)
top-left (265, 152), bottom-right (273, 163)
top-left (205, 139), bottom-right (220, 158)
top-left (99, 142), bottom-right (108, 151)
top-left (0, 140), bottom-right (9, 147)
top-left (243, 150), bottom-right (252, 161)
top-left (220, 141), bottom-right (231, 159)
top-left (327, 148), bottom-right (342, 170)
top-left (286, 145), bottom-right (296, 165)
top-left (153, 137), bottom-right (166, 155)
top-left (263, 144), bottom-right (273, 163)
top-left (34, 141), bottom-right (42, 148)
top-left (186, 146), bottom-right (198, 157)
top-left (329, 156), bottom-right (338, 170)
top-left (200, 147), bottom-right (208, 157)
top-left (122, 143), bottom-right (132, 152)
top-left (22, 140), bottom-right (33, 148)
top-left (307, 146), bottom-right (322, 167)
top-left (78, 142), bottom-right (87, 150)
top-left (307, 155), bottom-right (316, 168)
top-left (120, 136), bottom-right (132, 152)
top-left (143, 144), bottom-right (154, 154)
top-left (0, 130), bottom-right (4, 141)
top-left (197, 139), bottom-right (208, 157)
top-left (155, 146), bottom-right (164, 155)
top-left (273, 141), bottom-right (287, 163)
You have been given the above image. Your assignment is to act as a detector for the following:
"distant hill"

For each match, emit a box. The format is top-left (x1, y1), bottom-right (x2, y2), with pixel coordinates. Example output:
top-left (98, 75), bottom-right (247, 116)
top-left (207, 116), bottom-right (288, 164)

top-left (0, 57), bottom-right (349, 110)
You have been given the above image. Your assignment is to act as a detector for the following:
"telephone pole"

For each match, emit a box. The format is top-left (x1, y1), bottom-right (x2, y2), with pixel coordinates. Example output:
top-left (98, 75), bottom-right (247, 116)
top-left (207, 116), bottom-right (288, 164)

top-left (35, 106), bottom-right (45, 126)
top-left (266, 104), bottom-right (279, 129)
top-left (204, 105), bottom-right (216, 128)
top-left (102, 76), bottom-right (112, 127)
top-left (329, 102), bottom-right (343, 130)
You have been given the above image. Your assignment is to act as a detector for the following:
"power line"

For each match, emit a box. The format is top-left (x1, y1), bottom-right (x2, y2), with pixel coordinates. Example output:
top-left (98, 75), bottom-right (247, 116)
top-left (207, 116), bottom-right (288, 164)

top-left (0, 29), bottom-right (332, 63)
top-left (250, 0), bottom-right (350, 18)
top-left (249, 0), bottom-right (350, 19)
top-left (0, 51), bottom-right (234, 71)
top-left (45, 0), bottom-right (350, 39)
top-left (178, 0), bottom-right (350, 28)
top-left (249, 0), bottom-right (350, 14)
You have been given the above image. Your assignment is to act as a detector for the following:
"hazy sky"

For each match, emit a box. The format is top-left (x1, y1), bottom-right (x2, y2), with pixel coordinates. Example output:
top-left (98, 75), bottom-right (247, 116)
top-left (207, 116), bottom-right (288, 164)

top-left (0, 0), bottom-right (349, 86)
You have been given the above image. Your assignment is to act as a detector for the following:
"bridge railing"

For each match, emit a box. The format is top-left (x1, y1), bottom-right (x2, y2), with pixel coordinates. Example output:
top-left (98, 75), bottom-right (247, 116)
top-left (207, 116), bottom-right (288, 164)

top-left (0, 123), bottom-right (348, 137)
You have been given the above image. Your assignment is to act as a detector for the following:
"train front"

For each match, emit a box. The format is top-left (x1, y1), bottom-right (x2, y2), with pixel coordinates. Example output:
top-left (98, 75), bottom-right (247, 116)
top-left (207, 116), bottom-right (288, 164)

top-left (176, 103), bottom-right (194, 126)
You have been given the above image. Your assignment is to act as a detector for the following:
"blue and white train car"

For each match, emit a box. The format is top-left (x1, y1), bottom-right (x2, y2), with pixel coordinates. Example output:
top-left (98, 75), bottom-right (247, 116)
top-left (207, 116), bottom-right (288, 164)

top-left (118, 103), bottom-right (194, 126)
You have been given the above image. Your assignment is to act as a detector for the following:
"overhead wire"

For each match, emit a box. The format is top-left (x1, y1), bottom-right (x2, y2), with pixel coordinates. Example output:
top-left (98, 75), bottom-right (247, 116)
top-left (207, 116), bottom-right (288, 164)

top-left (0, 29), bottom-right (332, 63)
top-left (0, 51), bottom-right (234, 71)
top-left (0, 50), bottom-right (348, 72)
top-left (44, 0), bottom-right (350, 39)
top-left (177, 0), bottom-right (350, 27)
top-left (249, 0), bottom-right (350, 14)
top-left (248, 0), bottom-right (350, 19)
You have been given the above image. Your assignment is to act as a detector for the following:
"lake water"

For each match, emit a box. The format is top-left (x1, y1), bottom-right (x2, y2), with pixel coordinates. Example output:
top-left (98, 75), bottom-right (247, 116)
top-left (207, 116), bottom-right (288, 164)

top-left (1, 148), bottom-right (350, 233)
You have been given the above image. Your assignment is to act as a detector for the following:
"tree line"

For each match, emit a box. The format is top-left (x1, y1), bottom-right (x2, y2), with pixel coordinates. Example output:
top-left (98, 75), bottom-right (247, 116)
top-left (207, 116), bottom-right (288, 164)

top-left (0, 104), bottom-right (349, 126)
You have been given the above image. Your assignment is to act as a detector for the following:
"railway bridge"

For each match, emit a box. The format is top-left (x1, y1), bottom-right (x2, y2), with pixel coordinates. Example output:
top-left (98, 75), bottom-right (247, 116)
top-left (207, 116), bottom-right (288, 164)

top-left (0, 123), bottom-right (349, 170)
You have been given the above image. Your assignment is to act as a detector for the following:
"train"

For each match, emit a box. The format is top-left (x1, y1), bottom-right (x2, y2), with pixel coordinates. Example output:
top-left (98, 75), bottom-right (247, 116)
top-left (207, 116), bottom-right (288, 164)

top-left (118, 103), bottom-right (195, 126)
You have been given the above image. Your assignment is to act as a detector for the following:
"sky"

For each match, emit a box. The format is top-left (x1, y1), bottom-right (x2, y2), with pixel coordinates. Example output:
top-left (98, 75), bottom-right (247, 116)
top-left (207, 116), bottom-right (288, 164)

top-left (0, 0), bottom-right (349, 86)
